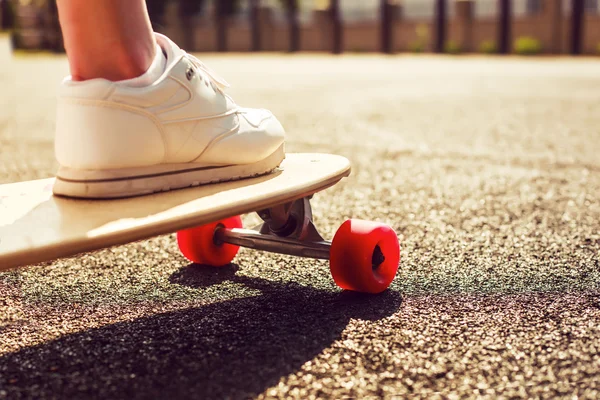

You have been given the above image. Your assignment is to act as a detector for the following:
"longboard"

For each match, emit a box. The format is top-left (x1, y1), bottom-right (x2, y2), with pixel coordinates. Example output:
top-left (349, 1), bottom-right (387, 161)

top-left (0, 153), bottom-right (400, 294)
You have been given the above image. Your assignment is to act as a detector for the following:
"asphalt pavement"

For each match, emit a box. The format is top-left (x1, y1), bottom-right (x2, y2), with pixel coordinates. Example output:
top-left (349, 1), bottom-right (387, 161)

top-left (1, 39), bottom-right (599, 398)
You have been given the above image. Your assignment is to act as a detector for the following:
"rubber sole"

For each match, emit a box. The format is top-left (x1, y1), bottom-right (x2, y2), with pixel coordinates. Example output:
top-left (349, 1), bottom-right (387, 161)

top-left (53, 145), bottom-right (285, 199)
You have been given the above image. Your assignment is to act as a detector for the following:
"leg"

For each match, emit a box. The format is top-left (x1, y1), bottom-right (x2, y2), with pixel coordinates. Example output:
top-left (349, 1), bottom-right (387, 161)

top-left (53, 1), bottom-right (285, 199)
top-left (56, 0), bottom-right (155, 81)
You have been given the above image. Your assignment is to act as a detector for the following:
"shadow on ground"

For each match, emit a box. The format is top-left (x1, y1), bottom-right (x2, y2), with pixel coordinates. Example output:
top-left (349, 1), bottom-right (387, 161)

top-left (0, 264), bottom-right (403, 399)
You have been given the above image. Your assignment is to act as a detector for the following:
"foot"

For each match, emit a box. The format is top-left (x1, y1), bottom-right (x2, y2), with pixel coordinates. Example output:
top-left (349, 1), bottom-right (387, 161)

top-left (53, 33), bottom-right (285, 199)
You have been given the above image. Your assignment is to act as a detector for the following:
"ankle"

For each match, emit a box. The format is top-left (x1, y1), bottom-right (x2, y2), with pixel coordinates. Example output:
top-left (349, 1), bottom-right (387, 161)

top-left (69, 42), bottom-right (156, 81)
top-left (57, 0), bottom-right (157, 82)
top-left (118, 43), bottom-right (166, 87)
top-left (111, 45), bottom-right (156, 81)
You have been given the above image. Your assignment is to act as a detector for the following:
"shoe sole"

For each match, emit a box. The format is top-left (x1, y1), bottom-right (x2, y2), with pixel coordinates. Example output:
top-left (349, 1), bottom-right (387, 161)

top-left (53, 145), bottom-right (285, 199)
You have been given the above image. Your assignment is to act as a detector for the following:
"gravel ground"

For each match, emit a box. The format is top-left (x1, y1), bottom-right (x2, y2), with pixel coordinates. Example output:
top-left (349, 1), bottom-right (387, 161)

top-left (1, 38), bottom-right (600, 398)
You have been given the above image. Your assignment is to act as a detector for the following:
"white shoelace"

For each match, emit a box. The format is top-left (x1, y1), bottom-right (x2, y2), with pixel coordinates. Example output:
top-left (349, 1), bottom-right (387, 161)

top-left (185, 53), bottom-right (230, 92)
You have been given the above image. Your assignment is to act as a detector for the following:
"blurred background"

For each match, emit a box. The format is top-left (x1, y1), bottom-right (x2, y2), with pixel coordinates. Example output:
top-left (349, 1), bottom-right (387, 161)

top-left (1, 3), bottom-right (600, 397)
top-left (0, 0), bottom-right (599, 56)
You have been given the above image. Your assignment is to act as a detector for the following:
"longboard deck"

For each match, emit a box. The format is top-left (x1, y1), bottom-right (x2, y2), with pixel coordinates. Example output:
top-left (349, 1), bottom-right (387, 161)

top-left (0, 153), bottom-right (351, 271)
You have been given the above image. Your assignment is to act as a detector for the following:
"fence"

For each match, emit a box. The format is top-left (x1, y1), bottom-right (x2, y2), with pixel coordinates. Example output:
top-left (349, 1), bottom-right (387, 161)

top-left (2, 0), bottom-right (599, 55)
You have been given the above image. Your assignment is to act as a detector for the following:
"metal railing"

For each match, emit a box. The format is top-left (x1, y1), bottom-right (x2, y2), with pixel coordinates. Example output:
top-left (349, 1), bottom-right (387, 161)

top-left (1, 0), bottom-right (596, 55)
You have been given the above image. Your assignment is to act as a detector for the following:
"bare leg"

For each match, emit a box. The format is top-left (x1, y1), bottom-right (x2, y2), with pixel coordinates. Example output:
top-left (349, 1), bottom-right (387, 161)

top-left (56, 0), bottom-right (155, 81)
top-left (52, 2), bottom-right (285, 199)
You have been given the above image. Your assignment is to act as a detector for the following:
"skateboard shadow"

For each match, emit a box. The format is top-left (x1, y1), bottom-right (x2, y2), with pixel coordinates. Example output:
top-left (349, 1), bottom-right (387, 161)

top-left (0, 264), bottom-right (402, 399)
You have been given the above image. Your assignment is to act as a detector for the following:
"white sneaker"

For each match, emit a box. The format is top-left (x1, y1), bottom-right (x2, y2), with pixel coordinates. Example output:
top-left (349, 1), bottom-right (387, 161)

top-left (53, 33), bottom-right (285, 199)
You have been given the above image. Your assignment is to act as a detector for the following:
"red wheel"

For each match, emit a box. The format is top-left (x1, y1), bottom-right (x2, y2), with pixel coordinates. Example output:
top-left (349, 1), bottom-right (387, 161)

top-left (177, 216), bottom-right (243, 266)
top-left (330, 219), bottom-right (400, 294)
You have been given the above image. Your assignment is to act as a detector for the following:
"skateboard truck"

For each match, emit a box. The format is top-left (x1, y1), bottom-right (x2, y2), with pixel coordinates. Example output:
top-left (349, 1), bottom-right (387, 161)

top-left (0, 153), bottom-right (401, 291)
top-left (213, 197), bottom-right (331, 260)
top-left (177, 195), bottom-right (401, 294)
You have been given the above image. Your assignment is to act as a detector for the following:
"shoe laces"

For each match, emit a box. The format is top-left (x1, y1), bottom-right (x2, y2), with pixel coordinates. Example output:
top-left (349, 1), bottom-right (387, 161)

top-left (185, 53), bottom-right (230, 92)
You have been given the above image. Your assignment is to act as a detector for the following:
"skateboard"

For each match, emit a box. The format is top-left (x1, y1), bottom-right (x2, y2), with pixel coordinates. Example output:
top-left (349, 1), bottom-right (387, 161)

top-left (0, 153), bottom-right (400, 293)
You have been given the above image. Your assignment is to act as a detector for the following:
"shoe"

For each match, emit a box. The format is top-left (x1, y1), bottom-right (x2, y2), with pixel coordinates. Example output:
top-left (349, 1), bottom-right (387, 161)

top-left (53, 33), bottom-right (285, 199)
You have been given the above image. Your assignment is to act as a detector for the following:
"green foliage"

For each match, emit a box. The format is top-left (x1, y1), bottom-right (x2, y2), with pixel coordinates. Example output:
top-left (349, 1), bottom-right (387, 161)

top-left (409, 41), bottom-right (425, 53)
top-left (514, 36), bottom-right (542, 55)
top-left (445, 40), bottom-right (461, 54)
top-left (415, 24), bottom-right (429, 41)
top-left (479, 40), bottom-right (497, 54)
top-left (409, 23), bottom-right (429, 53)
